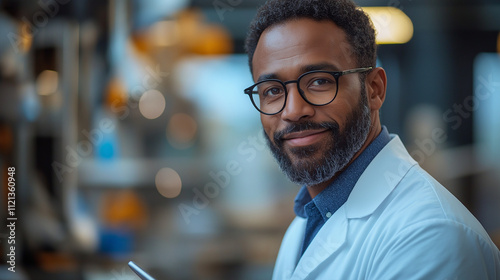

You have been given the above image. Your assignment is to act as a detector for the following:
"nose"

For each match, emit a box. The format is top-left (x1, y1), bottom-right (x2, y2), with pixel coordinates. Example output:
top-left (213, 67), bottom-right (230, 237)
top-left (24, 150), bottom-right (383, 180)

top-left (280, 83), bottom-right (315, 122)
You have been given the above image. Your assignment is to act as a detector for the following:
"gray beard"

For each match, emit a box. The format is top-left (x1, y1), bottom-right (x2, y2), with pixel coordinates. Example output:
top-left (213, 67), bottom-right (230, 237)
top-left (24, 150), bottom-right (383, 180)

top-left (264, 90), bottom-right (371, 187)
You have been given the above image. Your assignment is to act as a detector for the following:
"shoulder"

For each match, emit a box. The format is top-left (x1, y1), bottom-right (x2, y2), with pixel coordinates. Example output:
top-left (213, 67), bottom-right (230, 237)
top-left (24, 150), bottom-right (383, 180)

top-left (387, 164), bottom-right (487, 234)
top-left (378, 163), bottom-right (491, 238)
top-left (367, 165), bottom-right (500, 278)
top-left (368, 215), bottom-right (500, 279)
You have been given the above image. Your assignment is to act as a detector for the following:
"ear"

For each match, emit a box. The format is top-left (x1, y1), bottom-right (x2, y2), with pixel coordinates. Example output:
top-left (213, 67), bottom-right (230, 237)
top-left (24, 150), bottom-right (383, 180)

top-left (365, 67), bottom-right (387, 111)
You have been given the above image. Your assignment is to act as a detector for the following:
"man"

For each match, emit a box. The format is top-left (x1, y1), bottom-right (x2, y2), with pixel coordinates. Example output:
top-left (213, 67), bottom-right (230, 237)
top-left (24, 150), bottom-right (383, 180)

top-left (243, 0), bottom-right (500, 279)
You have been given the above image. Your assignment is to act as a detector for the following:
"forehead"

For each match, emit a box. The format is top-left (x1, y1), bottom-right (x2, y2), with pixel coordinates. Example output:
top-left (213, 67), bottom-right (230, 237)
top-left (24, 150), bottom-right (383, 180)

top-left (252, 18), bottom-right (354, 80)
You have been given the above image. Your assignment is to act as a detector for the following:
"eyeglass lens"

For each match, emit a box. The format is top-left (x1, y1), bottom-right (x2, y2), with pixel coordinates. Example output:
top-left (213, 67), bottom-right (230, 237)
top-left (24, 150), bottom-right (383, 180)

top-left (249, 71), bottom-right (338, 114)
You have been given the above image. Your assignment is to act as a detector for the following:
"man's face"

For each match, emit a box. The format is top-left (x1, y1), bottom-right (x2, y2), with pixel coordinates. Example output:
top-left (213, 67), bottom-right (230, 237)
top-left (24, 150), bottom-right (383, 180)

top-left (251, 18), bottom-right (371, 186)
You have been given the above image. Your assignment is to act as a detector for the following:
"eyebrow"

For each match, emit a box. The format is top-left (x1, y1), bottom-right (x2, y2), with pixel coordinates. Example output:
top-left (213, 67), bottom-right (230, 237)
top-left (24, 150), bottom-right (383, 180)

top-left (301, 62), bottom-right (341, 73)
top-left (257, 73), bottom-right (279, 82)
top-left (256, 62), bottom-right (341, 82)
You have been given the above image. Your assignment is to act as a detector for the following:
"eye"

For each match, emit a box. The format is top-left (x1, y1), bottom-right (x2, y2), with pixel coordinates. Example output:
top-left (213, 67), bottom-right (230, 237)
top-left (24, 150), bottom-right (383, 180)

top-left (261, 86), bottom-right (284, 98)
top-left (266, 87), bottom-right (281, 96)
top-left (311, 78), bottom-right (333, 87)
top-left (305, 74), bottom-right (337, 92)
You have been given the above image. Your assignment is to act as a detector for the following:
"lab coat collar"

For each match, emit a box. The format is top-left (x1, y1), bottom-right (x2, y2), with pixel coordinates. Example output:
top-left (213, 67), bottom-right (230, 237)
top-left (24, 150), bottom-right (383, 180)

top-left (344, 135), bottom-right (417, 219)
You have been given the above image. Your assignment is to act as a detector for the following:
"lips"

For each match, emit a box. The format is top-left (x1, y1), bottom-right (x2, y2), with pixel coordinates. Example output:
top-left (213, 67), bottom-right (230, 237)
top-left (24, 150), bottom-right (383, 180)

top-left (282, 129), bottom-right (329, 147)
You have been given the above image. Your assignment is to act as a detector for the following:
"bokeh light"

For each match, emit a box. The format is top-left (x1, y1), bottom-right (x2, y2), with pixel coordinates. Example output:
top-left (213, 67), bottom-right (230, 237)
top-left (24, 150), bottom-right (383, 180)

top-left (139, 89), bottom-right (166, 119)
top-left (155, 167), bottom-right (182, 198)
top-left (36, 70), bottom-right (59, 96)
top-left (167, 113), bottom-right (198, 149)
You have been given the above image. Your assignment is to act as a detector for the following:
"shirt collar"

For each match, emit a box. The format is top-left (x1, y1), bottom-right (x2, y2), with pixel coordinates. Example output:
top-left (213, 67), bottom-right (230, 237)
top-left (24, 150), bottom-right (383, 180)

top-left (294, 126), bottom-right (391, 219)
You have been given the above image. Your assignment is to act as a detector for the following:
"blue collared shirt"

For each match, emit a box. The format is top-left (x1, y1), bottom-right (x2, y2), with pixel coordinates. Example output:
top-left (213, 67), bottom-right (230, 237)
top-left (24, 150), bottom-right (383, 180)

top-left (294, 126), bottom-right (391, 256)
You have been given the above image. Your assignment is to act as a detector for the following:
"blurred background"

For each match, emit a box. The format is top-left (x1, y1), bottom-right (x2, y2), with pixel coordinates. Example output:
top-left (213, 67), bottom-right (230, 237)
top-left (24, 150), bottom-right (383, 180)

top-left (0, 0), bottom-right (499, 279)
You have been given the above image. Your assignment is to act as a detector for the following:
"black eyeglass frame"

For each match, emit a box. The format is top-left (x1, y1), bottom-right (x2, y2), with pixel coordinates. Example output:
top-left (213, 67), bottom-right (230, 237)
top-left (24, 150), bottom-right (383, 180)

top-left (244, 67), bottom-right (373, 115)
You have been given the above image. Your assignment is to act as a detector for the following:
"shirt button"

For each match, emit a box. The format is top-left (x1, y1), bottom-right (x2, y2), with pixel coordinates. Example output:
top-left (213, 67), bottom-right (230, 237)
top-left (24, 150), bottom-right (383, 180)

top-left (326, 212), bottom-right (332, 218)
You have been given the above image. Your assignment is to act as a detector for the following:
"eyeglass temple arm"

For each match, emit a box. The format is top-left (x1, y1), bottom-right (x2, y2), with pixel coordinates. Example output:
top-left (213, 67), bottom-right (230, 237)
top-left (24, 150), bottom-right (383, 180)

top-left (341, 67), bottom-right (373, 75)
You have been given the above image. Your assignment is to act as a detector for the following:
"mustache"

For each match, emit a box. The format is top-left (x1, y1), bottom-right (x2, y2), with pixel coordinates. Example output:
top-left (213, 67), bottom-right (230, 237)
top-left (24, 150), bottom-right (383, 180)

top-left (273, 121), bottom-right (339, 144)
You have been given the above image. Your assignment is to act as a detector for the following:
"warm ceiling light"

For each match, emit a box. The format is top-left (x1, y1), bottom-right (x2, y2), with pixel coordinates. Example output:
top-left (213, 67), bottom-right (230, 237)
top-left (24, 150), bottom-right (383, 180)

top-left (362, 7), bottom-right (414, 44)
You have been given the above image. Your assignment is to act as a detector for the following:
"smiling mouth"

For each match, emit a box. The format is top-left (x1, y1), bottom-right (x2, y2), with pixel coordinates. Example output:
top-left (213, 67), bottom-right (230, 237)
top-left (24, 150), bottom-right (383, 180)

top-left (282, 129), bottom-right (329, 147)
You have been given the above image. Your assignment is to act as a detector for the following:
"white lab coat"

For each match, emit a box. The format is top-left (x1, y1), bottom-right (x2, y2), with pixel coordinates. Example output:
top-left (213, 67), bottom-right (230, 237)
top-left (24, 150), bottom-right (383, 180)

top-left (273, 135), bottom-right (500, 280)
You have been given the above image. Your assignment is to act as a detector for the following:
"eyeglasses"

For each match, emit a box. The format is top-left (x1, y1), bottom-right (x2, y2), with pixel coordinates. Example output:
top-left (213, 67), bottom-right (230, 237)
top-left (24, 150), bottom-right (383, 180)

top-left (244, 67), bottom-right (372, 115)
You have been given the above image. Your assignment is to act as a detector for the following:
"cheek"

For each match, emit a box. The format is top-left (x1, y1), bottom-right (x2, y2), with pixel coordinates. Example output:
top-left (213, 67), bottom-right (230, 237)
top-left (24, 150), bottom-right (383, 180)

top-left (260, 115), bottom-right (276, 139)
top-left (323, 90), bottom-right (362, 127)
top-left (317, 102), bottom-right (349, 128)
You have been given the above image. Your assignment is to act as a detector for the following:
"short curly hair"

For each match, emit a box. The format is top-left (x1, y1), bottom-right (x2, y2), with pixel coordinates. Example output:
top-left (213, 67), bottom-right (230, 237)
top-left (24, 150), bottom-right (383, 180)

top-left (244, 0), bottom-right (377, 74)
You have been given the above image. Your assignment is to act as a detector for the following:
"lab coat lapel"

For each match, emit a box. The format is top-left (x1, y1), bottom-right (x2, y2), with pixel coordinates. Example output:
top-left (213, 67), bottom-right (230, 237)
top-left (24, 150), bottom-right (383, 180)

top-left (273, 217), bottom-right (307, 279)
top-left (292, 208), bottom-right (348, 279)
